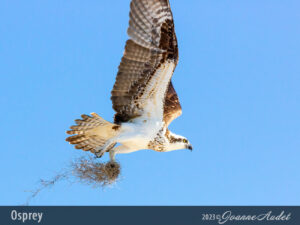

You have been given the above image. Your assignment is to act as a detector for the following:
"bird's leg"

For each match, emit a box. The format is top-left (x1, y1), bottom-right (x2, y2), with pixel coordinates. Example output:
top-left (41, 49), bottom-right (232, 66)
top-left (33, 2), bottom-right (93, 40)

top-left (109, 145), bottom-right (140, 162)
top-left (94, 139), bottom-right (116, 158)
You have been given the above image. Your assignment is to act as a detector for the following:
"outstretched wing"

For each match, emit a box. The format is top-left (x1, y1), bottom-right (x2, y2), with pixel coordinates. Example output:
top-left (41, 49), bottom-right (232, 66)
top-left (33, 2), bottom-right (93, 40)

top-left (111, 0), bottom-right (179, 124)
top-left (163, 81), bottom-right (182, 126)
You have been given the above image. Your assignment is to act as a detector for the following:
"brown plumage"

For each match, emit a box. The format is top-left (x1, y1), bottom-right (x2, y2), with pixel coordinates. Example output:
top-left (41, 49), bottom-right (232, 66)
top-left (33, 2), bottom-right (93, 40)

top-left (111, 0), bottom-right (181, 125)
top-left (163, 82), bottom-right (182, 126)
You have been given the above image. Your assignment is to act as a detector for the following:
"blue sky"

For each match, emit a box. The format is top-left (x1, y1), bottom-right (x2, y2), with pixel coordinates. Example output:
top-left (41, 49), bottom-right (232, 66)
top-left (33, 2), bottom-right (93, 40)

top-left (1, 0), bottom-right (299, 205)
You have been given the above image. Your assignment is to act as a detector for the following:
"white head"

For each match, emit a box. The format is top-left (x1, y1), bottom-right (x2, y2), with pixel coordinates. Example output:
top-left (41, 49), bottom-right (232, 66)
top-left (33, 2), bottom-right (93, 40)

top-left (166, 132), bottom-right (193, 152)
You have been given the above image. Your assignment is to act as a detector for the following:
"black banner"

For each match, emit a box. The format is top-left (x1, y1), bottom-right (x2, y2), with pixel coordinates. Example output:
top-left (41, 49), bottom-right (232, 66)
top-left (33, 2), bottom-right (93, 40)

top-left (1, 206), bottom-right (299, 225)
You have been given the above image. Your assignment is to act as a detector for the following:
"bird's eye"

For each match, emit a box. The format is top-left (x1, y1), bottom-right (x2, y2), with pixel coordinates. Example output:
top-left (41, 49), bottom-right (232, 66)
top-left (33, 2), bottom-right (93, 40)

top-left (183, 139), bottom-right (187, 143)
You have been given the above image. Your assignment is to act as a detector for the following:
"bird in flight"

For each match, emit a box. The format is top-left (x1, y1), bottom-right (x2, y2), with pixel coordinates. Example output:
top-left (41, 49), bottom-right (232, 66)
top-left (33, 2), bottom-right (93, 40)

top-left (66, 0), bottom-right (192, 161)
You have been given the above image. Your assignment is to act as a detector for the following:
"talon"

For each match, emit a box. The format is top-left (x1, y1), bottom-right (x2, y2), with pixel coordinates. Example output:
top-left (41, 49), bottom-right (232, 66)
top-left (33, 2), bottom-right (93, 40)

top-left (94, 153), bottom-right (102, 158)
top-left (94, 147), bottom-right (107, 158)
top-left (94, 141), bottom-right (115, 159)
top-left (95, 151), bottom-right (104, 158)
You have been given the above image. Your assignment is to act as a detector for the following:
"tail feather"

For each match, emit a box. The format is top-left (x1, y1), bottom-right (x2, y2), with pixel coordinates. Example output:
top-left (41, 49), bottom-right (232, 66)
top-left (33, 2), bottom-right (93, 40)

top-left (66, 113), bottom-right (120, 153)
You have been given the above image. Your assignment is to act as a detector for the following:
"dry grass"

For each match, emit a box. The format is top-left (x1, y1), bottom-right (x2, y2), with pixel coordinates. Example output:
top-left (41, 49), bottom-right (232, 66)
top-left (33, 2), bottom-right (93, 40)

top-left (25, 156), bottom-right (121, 205)
top-left (71, 156), bottom-right (121, 187)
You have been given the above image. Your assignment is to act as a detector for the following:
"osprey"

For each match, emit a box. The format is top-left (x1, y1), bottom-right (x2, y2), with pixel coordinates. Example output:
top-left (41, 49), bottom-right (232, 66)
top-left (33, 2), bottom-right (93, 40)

top-left (66, 0), bottom-right (192, 161)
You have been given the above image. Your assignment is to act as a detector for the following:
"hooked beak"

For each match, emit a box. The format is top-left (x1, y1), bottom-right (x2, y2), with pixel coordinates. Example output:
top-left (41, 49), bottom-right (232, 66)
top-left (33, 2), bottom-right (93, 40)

top-left (187, 144), bottom-right (193, 151)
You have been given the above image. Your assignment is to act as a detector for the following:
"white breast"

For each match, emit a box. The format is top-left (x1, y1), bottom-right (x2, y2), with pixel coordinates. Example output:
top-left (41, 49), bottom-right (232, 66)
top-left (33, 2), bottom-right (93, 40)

top-left (119, 119), bottom-right (164, 150)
